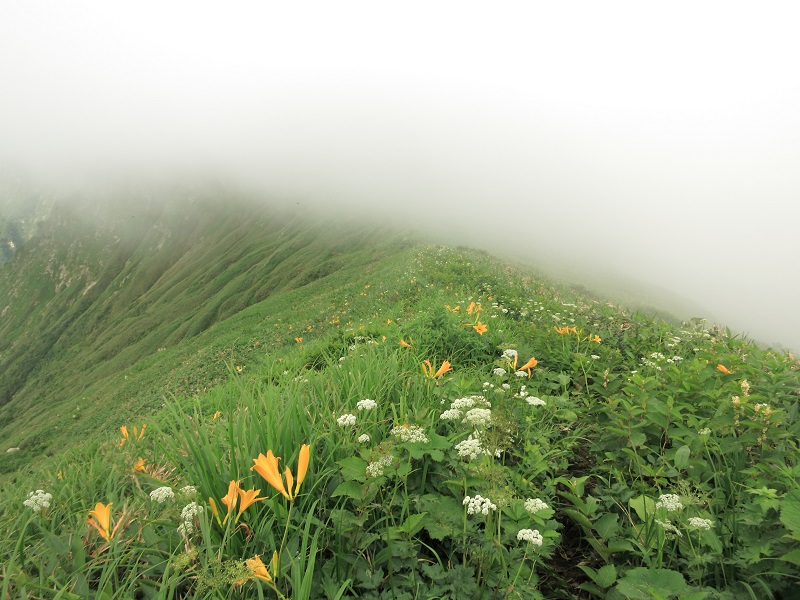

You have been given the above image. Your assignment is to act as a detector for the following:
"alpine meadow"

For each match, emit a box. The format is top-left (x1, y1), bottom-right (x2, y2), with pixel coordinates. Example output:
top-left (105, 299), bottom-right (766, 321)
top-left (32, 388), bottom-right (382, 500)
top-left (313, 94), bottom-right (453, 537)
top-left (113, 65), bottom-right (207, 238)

top-left (1, 190), bottom-right (799, 600)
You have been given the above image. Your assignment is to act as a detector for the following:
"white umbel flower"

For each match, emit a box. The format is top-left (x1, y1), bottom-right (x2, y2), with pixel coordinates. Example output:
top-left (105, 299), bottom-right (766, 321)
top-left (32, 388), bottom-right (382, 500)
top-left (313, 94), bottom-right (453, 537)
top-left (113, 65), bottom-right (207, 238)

top-left (365, 454), bottom-right (393, 478)
top-left (656, 494), bottom-right (683, 512)
top-left (463, 494), bottom-right (497, 515)
top-left (357, 399), bottom-right (377, 411)
top-left (391, 424), bottom-right (429, 443)
top-left (526, 397), bottom-right (546, 407)
top-left (23, 490), bottom-right (52, 513)
top-left (463, 408), bottom-right (492, 427)
top-left (688, 517), bottom-right (713, 530)
top-left (337, 413), bottom-right (357, 428)
top-left (357, 433), bottom-right (371, 444)
top-left (150, 486), bottom-right (175, 503)
top-left (517, 528), bottom-right (543, 546)
top-left (524, 498), bottom-right (549, 514)
top-left (455, 435), bottom-right (486, 460)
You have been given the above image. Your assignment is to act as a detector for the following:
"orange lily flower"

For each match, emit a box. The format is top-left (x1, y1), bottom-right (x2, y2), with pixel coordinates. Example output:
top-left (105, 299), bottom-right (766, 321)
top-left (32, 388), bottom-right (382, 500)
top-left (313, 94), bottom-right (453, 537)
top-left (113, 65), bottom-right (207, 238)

top-left (245, 553), bottom-right (274, 582)
top-left (422, 360), bottom-right (452, 379)
top-left (519, 356), bottom-right (538, 377)
top-left (118, 426), bottom-right (129, 448)
top-left (295, 337), bottom-right (303, 344)
top-left (87, 502), bottom-right (121, 542)
top-left (467, 301), bottom-right (476, 316)
top-left (132, 458), bottom-right (147, 472)
top-left (717, 364), bottom-right (732, 375)
top-left (472, 322), bottom-right (488, 335)
top-left (237, 487), bottom-right (267, 517)
top-left (221, 480), bottom-right (240, 523)
top-left (251, 444), bottom-right (310, 501)
top-left (399, 338), bottom-right (411, 348)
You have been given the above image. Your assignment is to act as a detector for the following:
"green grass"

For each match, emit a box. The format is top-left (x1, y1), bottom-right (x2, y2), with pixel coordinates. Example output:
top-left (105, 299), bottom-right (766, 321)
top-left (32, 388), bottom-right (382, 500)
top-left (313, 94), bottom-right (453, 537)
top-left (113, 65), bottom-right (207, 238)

top-left (1, 198), bottom-right (800, 598)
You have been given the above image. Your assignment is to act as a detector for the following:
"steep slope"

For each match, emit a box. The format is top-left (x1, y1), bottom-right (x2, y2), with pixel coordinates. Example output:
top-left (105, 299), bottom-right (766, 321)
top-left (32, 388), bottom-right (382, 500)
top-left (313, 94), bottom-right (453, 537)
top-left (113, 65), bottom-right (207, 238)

top-left (0, 190), bottom-right (412, 473)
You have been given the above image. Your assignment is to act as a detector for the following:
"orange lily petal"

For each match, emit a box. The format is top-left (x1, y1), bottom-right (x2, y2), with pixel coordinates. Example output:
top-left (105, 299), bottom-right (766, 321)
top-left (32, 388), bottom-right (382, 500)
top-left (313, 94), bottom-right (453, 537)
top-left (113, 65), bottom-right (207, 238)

top-left (295, 444), bottom-right (310, 497)
top-left (246, 554), bottom-right (273, 582)
top-left (237, 487), bottom-right (266, 517)
top-left (434, 360), bottom-right (452, 378)
top-left (88, 502), bottom-right (113, 541)
top-left (252, 451), bottom-right (290, 499)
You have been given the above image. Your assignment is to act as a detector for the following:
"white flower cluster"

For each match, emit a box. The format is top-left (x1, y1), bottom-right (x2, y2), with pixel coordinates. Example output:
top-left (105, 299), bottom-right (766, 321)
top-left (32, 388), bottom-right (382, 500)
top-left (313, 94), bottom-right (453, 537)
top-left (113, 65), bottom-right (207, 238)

top-left (698, 428), bottom-right (711, 436)
top-left (357, 399), bottom-right (377, 411)
top-left (502, 349), bottom-right (518, 361)
top-left (463, 494), bottom-right (497, 515)
top-left (687, 517), bottom-right (713, 530)
top-left (365, 454), bottom-right (393, 478)
top-left (178, 501), bottom-right (204, 536)
top-left (451, 396), bottom-right (490, 411)
top-left (656, 494), bottom-right (683, 512)
top-left (337, 413), bottom-right (357, 428)
top-left (517, 385), bottom-right (529, 398)
top-left (455, 435), bottom-right (487, 460)
top-left (526, 397), bottom-right (546, 407)
top-left (514, 371), bottom-right (528, 378)
top-left (524, 498), bottom-right (549, 513)
top-left (439, 408), bottom-right (463, 421)
top-left (179, 485), bottom-right (197, 498)
top-left (493, 367), bottom-right (507, 377)
top-left (655, 519), bottom-right (683, 537)
top-left (150, 486), bottom-right (175, 503)
top-left (358, 433), bottom-right (371, 444)
top-left (463, 408), bottom-right (492, 427)
top-left (391, 424), bottom-right (429, 444)
top-left (23, 490), bottom-right (52, 513)
top-left (517, 528), bottom-right (543, 546)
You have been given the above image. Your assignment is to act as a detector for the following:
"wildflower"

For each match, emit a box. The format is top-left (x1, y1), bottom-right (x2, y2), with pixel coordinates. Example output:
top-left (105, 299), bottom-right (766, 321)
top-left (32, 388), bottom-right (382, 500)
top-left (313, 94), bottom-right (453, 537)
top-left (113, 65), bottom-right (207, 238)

top-left (493, 367), bottom-right (507, 377)
top-left (518, 357), bottom-right (538, 377)
top-left (366, 454), bottom-right (393, 477)
top-left (514, 370), bottom-right (527, 377)
top-left (463, 408), bottom-right (492, 427)
top-left (655, 519), bottom-right (683, 537)
top-left (554, 326), bottom-right (577, 335)
top-left (212, 411), bottom-right (222, 420)
top-left (179, 485), bottom-right (198, 497)
top-left (358, 433), bottom-right (371, 444)
top-left (246, 554), bottom-right (273, 583)
top-left (132, 458), bottom-right (147, 472)
top-left (294, 337), bottom-right (303, 344)
top-left (117, 424), bottom-right (146, 448)
top-left (467, 301), bottom-right (477, 316)
top-left (717, 364), bottom-right (732, 374)
top-left (235, 365), bottom-right (243, 372)
top-left (526, 397), bottom-right (546, 407)
top-left (422, 359), bottom-right (452, 379)
top-left (87, 502), bottom-right (121, 542)
top-left (472, 322), bottom-right (488, 335)
top-left (687, 517), bottom-right (713, 530)
top-left (356, 399), bottom-right (377, 411)
top-left (517, 528), bottom-right (544, 546)
top-left (588, 335), bottom-right (601, 343)
top-left (150, 487), bottom-right (175, 504)
top-left (399, 338), bottom-right (411, 347)
top-left (590, 354), bottom-right (600, 360)
top-left (501, 383), bottom-right (510, 390)
top-left (337, 413), bottom-right (357, 427)
top-left (451, 395), bottom-right (490, 410)
top-left (463, 494), bottom-right (497, 515)
top-left (178, 501), bottom-right (204, 536)
top-left (502, 349), bottom-right (518, 361)
top-left (23, 490), bottom-right (52, 513)
top-left (656, 494), bottom-right (683, 512)
top-left (741, 379), bottom-right (750, 396)
top-left (698, 427), bottom-right (711, 436)
top-left (251, 443), bottom-right (310, 502)
top-left (454, 435), bottom-right (486, 460)
top-left (237, 487), bottom-right (267, 517)
top-left (391, 424), bottom-right (429, 443)
top-left (439, 408), bottom-right (462, 421)
top-left (524, 498), bottom-right (549, 513)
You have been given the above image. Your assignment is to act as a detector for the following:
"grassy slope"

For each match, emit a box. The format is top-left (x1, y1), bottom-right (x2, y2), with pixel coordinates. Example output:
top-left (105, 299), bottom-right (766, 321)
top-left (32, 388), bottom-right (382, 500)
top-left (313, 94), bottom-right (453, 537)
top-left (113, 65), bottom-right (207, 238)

top-left (0, 193), bottom-right (414, 476)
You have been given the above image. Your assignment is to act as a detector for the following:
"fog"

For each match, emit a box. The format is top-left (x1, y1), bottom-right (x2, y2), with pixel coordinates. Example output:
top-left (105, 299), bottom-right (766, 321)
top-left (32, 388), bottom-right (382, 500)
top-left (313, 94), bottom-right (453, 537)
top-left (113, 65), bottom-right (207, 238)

top-left (2, 2), bottom-right (799, 351)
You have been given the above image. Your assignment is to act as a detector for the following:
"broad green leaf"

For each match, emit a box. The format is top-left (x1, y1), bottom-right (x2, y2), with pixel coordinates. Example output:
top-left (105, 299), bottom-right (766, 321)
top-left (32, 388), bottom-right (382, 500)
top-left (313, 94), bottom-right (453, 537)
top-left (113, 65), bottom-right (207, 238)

top-left (594, 512), bottom-right (620, 540)
top-left (336, 456), bottom-right (367, 480)
top-left (673, 445), bottom-right (690, 470)
top-left (629, 495), bottom-right (656, 523)
top-left (615, 567), bottom-right (688, 599)
top-left (331, 480), bottom-right (365, 500)
top-left (778, 549), bottom-right (800, 566)
top-left (780, 489), bottom-right (800, 534)
top-left (595, 564), bottom-right (618, 588)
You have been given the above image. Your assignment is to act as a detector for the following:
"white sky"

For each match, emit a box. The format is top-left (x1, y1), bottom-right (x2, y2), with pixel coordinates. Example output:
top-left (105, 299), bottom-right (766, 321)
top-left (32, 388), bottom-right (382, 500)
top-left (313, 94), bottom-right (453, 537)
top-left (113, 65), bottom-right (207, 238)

top-left (1, 1), bottom-right (799, 350)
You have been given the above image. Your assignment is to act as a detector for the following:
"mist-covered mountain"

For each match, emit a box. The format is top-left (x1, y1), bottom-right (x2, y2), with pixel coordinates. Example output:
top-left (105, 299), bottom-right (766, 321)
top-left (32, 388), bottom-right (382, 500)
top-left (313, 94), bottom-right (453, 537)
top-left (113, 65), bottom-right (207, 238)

top-left (0, 186), bottom-right (411, 474)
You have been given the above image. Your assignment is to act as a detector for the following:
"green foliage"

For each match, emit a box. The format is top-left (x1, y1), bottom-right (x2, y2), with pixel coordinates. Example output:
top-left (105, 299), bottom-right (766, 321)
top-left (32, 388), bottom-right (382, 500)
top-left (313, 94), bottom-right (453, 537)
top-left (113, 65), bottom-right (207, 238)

top-left (1, 208), bottom-right (799, 598)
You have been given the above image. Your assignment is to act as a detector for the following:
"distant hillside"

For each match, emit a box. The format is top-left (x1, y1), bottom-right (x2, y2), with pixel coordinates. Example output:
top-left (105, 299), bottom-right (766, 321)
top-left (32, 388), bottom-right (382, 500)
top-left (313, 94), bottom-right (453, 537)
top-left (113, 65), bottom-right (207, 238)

top-left (0, 189), bottom-right (414, 474)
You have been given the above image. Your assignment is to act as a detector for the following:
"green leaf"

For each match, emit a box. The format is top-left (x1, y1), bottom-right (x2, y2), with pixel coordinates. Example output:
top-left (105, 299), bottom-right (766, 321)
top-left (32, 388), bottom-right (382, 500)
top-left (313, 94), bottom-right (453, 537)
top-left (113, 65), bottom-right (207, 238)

top-left (629, 431), bottom-right (647, 447)
top-left (595, 564), bottom-right (618, 588)
top-left (673, 445), bottom-right (690, 470)
top-left (331, 480), bottom-right (365, 500)
top-left (337, 456), bottom-right (367, 480)
top-left (594, 512), bottom-right (620, 540)
top-left (398, 512), bottom-right (427, 536)
top-left (780, 489), bottom-right (800, 534)
top-left (629, 495), bottom-right (656, 523)
top-left (778, 549), bottom-right (800, 566)
top-left (615, 567), bottom-right (688, 599)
